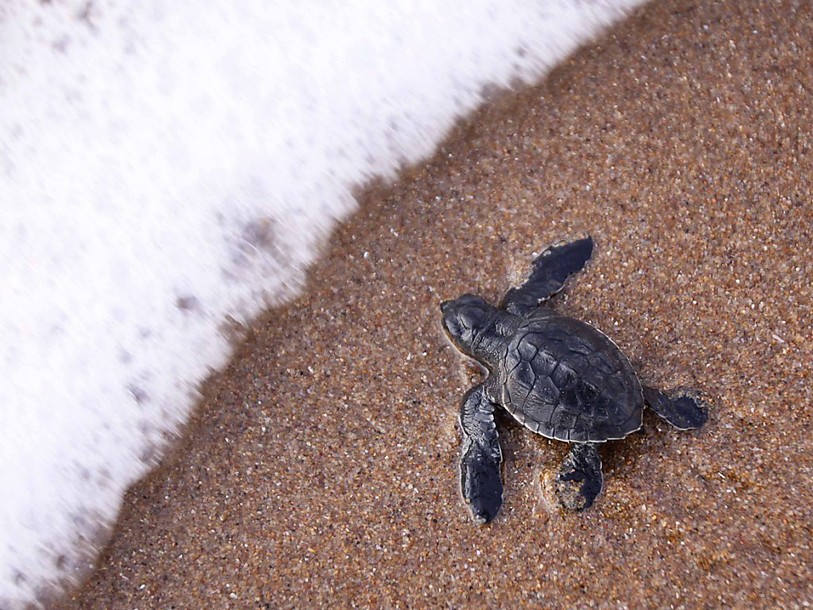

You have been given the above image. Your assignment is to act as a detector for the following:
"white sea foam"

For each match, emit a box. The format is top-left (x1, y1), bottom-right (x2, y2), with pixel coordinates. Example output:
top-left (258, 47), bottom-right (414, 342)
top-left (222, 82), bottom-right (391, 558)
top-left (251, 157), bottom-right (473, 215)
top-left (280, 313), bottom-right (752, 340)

top-left (0, 0), bottom-right (646, 605)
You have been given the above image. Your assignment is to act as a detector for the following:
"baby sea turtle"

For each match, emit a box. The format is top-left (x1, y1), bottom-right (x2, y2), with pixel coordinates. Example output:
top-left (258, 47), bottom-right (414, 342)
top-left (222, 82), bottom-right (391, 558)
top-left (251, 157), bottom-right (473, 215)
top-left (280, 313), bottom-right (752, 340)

top-left (440, 236), bottom-right (708, 523)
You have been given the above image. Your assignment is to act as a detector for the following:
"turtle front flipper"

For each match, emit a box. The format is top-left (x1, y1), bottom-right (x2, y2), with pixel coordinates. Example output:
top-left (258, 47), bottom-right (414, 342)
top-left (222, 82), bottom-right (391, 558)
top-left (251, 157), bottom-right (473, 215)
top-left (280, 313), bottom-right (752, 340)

top-left (643, 386), bottom-right (709, 430)
top-left (555, 443), bottom-right (603, 511)
top-left (459, 384), bottom-right (503, 524)
top-left (500, 236), bottom-right (594, 316)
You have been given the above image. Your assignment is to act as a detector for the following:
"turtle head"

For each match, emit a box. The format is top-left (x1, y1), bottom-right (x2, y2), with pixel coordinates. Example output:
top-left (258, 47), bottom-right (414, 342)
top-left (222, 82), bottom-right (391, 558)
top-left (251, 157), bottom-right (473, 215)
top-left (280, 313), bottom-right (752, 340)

top-left (441, 295), bottom-right (497, 356)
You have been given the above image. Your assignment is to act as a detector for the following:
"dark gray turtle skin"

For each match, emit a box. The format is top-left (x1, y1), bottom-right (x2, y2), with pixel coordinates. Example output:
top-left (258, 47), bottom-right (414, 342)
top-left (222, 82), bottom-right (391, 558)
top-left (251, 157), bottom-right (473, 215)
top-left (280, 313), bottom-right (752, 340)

top-left (441, 236), bottom-right (708, 523)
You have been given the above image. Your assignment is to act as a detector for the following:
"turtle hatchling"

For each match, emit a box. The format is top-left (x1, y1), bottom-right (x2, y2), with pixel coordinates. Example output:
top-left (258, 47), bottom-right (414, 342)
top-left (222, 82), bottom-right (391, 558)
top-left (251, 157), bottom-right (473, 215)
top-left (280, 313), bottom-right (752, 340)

top-left (440, 236), bottom-right (708, 523)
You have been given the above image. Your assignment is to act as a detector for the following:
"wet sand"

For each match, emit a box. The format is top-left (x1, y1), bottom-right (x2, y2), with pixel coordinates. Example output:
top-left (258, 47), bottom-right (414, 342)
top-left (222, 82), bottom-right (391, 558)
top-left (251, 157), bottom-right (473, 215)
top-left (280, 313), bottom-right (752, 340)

top-left (60, 0), bottom-right (812, 607)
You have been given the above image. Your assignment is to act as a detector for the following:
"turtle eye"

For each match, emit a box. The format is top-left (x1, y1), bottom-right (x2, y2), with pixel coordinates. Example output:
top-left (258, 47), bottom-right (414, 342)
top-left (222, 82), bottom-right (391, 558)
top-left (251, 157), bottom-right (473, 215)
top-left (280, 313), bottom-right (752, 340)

top-left (442, 295), bottom-right (493, 349)
top-left (442, 309), bottom-right (467, 339)
top-left (457, 308), bottom-right (479, 331)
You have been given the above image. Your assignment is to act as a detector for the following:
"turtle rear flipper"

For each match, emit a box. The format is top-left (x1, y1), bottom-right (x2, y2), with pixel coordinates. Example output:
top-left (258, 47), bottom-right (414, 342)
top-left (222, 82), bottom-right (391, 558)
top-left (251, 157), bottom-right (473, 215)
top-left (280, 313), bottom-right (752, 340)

top-left (459, 385), bottom-right (503, 524)
top-left (501, 236), bottom-right (594, 316)
top-left (643, 386), bottom-right (708, 430)
top-left (555, 443), bottom-right (603, 511)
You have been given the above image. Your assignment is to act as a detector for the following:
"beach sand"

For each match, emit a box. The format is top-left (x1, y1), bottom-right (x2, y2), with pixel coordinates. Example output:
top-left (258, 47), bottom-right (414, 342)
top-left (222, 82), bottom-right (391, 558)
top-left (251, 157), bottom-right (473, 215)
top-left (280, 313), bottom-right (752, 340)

top-left (59, 0), bottom-right (812, 607)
